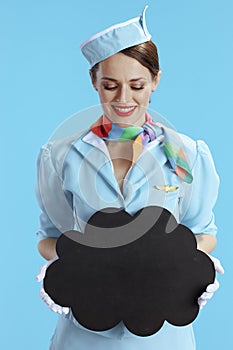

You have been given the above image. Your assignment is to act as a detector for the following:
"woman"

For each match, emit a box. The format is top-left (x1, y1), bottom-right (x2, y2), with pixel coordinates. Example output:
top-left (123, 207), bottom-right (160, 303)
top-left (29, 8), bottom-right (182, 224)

top-left (36, 6), bottom-right (223, 349)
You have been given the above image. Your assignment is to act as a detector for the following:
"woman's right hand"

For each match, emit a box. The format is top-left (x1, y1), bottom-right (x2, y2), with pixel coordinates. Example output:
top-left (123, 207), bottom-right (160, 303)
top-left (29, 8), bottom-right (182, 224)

top-left (197, 255), bottom-right (224, 309)
top-left (36, 257), bottom-right (69, 315)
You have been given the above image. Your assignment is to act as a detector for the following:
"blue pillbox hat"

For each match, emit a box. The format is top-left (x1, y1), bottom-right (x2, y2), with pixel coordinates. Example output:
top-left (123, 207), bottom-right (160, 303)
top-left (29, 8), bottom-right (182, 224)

top-left (80, 6), bottom-right (152, 68)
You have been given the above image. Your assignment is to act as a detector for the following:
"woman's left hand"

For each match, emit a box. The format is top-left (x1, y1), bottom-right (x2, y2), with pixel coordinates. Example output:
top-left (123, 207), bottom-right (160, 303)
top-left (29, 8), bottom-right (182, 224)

top-left (198, 255), bottom-right (224, 309)
top-left (37, 257), bottom-right (70, 315)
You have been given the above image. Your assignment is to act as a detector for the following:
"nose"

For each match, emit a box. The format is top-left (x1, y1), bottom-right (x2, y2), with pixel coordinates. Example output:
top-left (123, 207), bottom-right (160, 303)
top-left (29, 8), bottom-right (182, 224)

top-left (115, 85), bottom-right (131, 103)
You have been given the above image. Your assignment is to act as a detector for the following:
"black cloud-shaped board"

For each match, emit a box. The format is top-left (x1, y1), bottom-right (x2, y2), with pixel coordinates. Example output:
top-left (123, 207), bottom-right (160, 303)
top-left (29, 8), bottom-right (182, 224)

top-left (44, 206), bottom-right (215, 336)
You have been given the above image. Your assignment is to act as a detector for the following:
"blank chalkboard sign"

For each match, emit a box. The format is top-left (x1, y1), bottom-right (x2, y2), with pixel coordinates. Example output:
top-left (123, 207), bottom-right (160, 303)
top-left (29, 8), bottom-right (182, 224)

top-left (44, 206), bottom-right (215, 336)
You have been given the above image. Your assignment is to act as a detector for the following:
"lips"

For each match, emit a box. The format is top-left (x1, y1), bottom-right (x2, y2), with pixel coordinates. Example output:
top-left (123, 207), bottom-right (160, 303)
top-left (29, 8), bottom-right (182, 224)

top-left (112, 105), bottom-right (137, 117)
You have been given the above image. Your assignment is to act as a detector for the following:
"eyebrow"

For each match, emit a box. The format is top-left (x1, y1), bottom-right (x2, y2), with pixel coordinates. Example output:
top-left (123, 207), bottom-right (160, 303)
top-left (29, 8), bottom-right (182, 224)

top-left (101, 77), bottom-right (146, 82)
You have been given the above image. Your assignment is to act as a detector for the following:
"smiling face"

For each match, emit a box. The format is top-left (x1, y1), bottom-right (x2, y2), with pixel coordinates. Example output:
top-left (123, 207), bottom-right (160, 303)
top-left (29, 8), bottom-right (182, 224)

top-left (90, 53), bottom-right (161, 127)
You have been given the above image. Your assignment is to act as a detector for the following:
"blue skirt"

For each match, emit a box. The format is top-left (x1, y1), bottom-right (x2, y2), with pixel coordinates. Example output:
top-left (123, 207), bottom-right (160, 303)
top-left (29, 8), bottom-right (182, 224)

top-left (49, 313), bottom-right (196, 350)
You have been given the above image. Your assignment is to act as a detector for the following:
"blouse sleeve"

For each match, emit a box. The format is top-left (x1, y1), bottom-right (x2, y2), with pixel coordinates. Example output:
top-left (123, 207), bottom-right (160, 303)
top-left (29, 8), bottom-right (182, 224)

top-left (35, 142), bottom-right (75, 241)
top-left (179, 140), bottom-right (220, 236)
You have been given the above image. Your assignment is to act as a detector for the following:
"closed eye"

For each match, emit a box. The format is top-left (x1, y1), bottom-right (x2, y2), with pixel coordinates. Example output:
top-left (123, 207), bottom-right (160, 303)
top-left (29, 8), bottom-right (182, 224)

top-left (104, 86), bottom-right (118, 90)
top-left (131, 86), bottom-right (144, 90)
top-left (104, 86), bottom-right (144, 91)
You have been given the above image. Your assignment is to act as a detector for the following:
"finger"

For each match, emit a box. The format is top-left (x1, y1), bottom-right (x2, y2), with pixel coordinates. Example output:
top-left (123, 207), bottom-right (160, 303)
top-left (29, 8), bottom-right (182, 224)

top-left (216, 263), bottom-right (225, 275)
top-left (62, 307), bottom-right (69, 315)
top-left (39, 288), bottom-right (47, 299)
top-left (40, 294), bottom-right (52, 307)
top-left (40, 288), bottom-right (54, 306)
top-left (206, 280), bottom-right (219, 293)
top-left (44, 296), bottom-right (54, 307)
top-left (209, 255), bottom-right (225, 274)
top-left (36, 275), bottom-right (42, 282)
top-left (214, 258), bottom-right (224, 274)
top-left (198, 298), bottom-right (207, 308)
top-left (36, 257), bottom-right (58, 282)
top-left (39, 288), bottom-right (68, 314)
top-left (51, 304), bottom-right (66, 315)
top-left (50, 304), bottom-right (60, 313)
top-left (36, 265), bottom-right (47, 282)
top-left (199, 291), bottom-right (214, 300)
top-left (36, 270), bottom-right (45, 282)
top-left (41, 294), bottom-right (60, 312)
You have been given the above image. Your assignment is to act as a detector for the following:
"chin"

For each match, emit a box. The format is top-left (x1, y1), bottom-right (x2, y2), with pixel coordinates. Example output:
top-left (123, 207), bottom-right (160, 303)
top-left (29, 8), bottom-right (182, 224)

top-left (103, 107), bottom-right (147, 127)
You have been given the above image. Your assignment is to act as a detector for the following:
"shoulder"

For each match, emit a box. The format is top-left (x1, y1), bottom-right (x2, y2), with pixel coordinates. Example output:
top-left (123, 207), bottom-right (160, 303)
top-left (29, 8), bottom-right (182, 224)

top-left (40, 130), bottom-right (88, 157)
top-left (175, 130), bottom-right (219, 190)
top-left (38, 130), bottom-right (89, 172)
top-left (175, 130), bottom-right (213, 170)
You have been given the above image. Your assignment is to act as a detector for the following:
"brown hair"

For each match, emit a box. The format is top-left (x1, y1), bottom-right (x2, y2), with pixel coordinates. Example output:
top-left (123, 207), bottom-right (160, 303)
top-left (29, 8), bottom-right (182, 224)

top-left (90, 40), bottom-right (160, 81)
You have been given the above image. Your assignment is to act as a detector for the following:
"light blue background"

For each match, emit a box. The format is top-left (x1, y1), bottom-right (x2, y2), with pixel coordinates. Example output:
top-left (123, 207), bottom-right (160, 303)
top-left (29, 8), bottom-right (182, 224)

top-left (1, 0), bottom-right (232, 348)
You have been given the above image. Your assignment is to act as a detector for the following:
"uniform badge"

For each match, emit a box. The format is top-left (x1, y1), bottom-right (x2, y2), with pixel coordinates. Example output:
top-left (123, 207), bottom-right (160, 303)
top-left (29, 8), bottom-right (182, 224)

top-left (154, 185), bottom-right (179, 193)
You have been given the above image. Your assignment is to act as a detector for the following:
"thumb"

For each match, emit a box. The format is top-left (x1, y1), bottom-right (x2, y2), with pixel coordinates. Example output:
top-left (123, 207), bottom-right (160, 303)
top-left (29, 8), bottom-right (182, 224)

top-left (36, 264), bottom-right (48, 282)
top-left (36, 256), bottom-right (58, 282)
top-left (209, 255), bottom-right (225, 275)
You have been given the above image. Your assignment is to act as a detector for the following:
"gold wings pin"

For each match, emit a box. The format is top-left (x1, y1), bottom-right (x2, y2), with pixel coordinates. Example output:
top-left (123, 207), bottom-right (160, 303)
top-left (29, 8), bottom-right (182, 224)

top-left (154, 185), bottom-right (179, 193)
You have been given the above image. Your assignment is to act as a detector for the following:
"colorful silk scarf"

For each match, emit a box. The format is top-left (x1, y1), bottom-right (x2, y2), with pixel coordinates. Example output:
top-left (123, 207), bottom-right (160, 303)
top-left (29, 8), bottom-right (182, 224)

top-left (90, 114), bottom-right (193, 183)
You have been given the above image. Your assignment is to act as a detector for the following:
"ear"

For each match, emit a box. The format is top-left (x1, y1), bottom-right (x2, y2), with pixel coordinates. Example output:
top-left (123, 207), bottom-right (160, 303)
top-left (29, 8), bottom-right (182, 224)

top-left (151, 70), bottom-right (162, 92)
top-left (89, 70), bottom-right (98, 91)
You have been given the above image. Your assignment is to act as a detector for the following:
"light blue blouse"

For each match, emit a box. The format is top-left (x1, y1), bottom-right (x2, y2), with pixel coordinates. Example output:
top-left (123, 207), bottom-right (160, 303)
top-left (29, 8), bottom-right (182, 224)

top-left (35, 128), bottom-right (219, 350)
